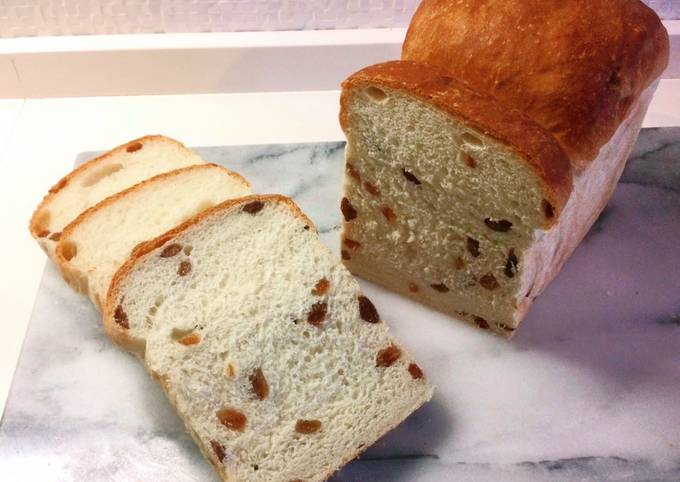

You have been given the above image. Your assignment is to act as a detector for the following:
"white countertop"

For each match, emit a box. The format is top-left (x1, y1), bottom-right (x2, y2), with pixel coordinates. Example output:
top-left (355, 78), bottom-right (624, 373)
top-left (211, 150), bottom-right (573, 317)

top-left (1, 80), bottom-right (679, 421)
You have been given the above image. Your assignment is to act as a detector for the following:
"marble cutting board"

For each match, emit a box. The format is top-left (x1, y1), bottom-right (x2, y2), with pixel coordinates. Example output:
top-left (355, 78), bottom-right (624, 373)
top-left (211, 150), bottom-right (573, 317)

top-left (1, 128), bottom-right (679, 482)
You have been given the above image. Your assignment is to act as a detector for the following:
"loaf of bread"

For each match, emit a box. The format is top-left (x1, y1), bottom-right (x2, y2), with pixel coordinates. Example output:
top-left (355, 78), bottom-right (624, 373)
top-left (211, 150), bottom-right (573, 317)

top-left (339, 1), bottom-right (669, 336)
top-left (104, 195), bottom-right (432, 481)
top-left (55, 164), bottom-right (251, 310)
top-left (29, 135), bottom-right (204, 259)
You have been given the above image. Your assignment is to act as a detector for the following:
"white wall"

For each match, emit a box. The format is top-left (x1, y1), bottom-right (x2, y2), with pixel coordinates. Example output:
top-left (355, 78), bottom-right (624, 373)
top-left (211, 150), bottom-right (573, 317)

top-left (0, 0), bottom-right (677, 38)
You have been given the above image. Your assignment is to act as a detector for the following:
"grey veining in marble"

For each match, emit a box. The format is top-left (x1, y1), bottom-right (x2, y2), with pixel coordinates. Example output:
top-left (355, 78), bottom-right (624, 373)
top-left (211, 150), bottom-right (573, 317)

top-left (1, 128), bottom-right (679, 481)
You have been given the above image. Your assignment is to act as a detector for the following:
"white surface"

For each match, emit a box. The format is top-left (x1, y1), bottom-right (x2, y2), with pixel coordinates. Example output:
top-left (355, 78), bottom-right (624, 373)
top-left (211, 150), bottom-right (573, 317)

top-left (0, 79), bottom-right (679, 421)
top-left (1, 22), bottom-right (678, 98)
top-left (2, 136), bottom-right (680, 482)
top-left (0, 29), bottom-right (405, 98)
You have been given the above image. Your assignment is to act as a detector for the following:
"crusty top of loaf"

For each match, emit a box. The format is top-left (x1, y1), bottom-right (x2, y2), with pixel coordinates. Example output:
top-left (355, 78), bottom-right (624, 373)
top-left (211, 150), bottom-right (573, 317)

top-left (340, 60), bottom-right (573, 221)
top-left (402, 0), bottom-right (669, 166)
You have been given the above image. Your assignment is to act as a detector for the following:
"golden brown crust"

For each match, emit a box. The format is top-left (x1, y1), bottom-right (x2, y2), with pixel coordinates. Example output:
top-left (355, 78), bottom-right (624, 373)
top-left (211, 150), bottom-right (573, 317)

top-left (54, 163), bottom-right (251, 300)
top-left (402, 0), bottom-right (669, 166)
top-left (340, 60), bottom-right (573, 220)
top-left (103, 194), bottom-right (316, 357)
top-left (29, 135), bottom-right (185, 239)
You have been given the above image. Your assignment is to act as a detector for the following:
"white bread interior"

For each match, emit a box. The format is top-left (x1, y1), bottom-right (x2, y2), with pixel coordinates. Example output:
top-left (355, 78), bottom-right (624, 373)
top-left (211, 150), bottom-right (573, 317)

top-left (30, 135), bottom-right (204, 259)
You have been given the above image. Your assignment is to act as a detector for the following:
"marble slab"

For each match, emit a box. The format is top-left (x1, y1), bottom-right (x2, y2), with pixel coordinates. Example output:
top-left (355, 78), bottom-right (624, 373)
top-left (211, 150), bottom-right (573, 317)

top-left (1, 128), bottom-right (680, 482)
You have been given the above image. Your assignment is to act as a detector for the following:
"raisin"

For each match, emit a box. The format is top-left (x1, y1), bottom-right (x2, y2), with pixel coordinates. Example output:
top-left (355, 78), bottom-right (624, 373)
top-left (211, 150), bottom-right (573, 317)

top-left (341, 250), bottom-right (351, 260)
top-left (114, 304), bottom-right (129, 329)
top-left (210, 440), bottom-right (226, 463)
top-left (312, 278), bottom-right (330, 296)
top-left (243, 200), bottom-right (264, 214)
top-left (463, 153), bottom-right (476, 168)
top-left (307, 302), bottom-right (327, 326)
top-left (225, 363), bottom-right (237, 379)
top-left (402, 168), bottom-right (421, 185)
top-left (474, 317), bottom-right (489, 329)
top-left (217, 408), bottom-right (247, 432)
top-left (49, 232), bottom-right (62, 242)
top-left (376, 345), bottom-right (401, 367)
top-left (484, 218), bottom-right (512, 232)
top-left (295, 419), bottom-right (322, 434)
top-left (408, 363), bottom-right (424, 379)
top-left (363, 181), bottom-right (380, 196)
top-left (497, 322), bottom-right (516, 332)
top-left (430, 283), bottom-right (449, 293)
top-left (479, 273), bottom-right (499, 290)
top-left (408, 282), bottom-right (419, 293)
top-left (340, 197), bottom-right (358, 221)
top-left (303, 225), bottom-right (310, 230)
top-left (178, 332), bottom-right (201, 345)
top-left (160, 243), bottom-right (182, 258)
top-left (504, 249), bottom-right (518, 278)
top-left (543, 200), bottom-right (555, 220)
top-left (178, 260), bottom-right (192, 276)
top-left (343, 238), bottom-right (361, 250)
top-left (358, 295), bottom-right (380, 323)
top-left (455, 256), bottom-right (465, 270)
top-left (346, 163), bottom-right (361, 182)
top-left (466, 236), bottom-right (480, 257)
top-left (381, 206), bottom-right (397, 224)
top-left (249, 368), bottom-right (269, 401)
top-left (126, 141), bottom-right (143, 153)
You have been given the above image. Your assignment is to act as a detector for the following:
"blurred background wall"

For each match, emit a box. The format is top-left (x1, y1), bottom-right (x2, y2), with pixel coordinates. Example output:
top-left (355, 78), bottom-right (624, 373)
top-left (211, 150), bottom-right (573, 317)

top-left (0, 0), bottom-right (678, 38)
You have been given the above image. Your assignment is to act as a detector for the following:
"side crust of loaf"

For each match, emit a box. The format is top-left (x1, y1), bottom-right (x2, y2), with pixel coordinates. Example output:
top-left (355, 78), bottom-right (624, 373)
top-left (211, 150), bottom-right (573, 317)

top-left (514, 81), bottom-right (659, 323)
top-left (54, 163), bottom-right (251, 304)
top-left (340, 60), bottom-right (573, 220)
top-left (28, 135), bottom-right (183, 239)
top-left (103, 194), bottom-right (315, 357)
top-left (402, 0), bottom-right (669, 165)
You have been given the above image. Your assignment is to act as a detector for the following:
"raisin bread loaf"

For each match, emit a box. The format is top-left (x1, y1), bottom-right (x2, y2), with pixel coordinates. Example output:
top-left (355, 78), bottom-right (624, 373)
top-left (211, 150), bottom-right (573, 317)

top-left (30, 135), bottom-right (204, 259)
top-left (55, 164), bottom-right (251, 310)
top-left (339, 1), bottom-right (668, 337)
top-left (104, 195), bottom-right (432, 481)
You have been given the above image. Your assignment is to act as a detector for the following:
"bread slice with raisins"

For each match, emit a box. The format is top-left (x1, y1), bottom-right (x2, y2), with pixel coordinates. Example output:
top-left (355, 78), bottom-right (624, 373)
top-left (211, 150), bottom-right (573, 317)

top-left (30, 135), bottom-right (204, 260)
top-left (104, 194), bottom-right (432, 482)
top-left (339, 60), bottom-right (658, 336)
top-left (55, 164), bottom-right (252, 310)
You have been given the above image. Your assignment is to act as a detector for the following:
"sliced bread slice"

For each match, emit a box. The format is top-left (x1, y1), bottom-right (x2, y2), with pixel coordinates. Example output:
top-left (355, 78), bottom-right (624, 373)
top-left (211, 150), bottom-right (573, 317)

top-left (103, 195), bottom-right (432, 482)
top-left (30, 135), bottom-right (204, 259)
top-left (55, 164), bottom-right (252, 310)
